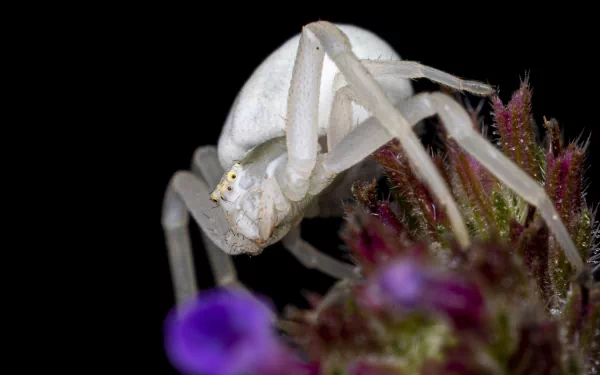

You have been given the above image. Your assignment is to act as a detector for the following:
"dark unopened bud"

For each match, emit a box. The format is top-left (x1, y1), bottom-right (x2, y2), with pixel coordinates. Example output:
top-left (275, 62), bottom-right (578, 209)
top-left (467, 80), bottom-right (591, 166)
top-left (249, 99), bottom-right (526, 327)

top-left (491, 78), bottom-right (541, 181)
top-left (364, 258), bottom-right (485, 330)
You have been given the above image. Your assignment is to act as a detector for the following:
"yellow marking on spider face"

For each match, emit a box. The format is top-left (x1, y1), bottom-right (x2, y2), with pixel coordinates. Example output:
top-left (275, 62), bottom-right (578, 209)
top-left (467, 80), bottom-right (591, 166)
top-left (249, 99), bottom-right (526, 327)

top-left (227, 171), bottom-right (237, 181)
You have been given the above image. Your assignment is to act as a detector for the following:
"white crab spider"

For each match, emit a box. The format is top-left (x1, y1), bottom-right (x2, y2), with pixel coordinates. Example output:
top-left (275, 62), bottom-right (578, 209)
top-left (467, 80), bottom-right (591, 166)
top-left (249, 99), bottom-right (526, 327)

top-left (162, 21), bottom-right (585, 306)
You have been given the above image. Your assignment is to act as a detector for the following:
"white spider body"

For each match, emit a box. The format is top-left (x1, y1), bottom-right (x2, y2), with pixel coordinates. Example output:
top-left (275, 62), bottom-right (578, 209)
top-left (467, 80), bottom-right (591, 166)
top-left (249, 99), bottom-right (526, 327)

top-left (163, 21), bottom-right (587, 305)
top-left (211, 25), bottom-right (414, 253)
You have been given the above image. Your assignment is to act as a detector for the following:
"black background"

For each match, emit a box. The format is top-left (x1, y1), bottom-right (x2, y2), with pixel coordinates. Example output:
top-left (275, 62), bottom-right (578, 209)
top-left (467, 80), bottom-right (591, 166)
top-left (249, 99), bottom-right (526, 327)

top-left (155, 11), bottom-right (598, 374)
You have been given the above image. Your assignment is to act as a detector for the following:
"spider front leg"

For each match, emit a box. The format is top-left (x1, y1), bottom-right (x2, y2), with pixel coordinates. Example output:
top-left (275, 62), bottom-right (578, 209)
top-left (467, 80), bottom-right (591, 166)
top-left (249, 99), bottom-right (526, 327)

top-left (301, 21), bottom-right (471, 248)
top-left (162, 179), bottom-right (198, 306)
top-left (282, 225), bottom-right (360, 280)
top-left (269, 26), bottom-right (360, 280)
top-left (334, 60), bottom-right (494, 97)
top-left (278, 24), bottom-right (325, 202)
top-left (190, 147), bottom-right (240, 287)
top-left (324, 93), bottom-right (438, 174)
top-left (327, 59), bottom-right (493, 153)
top-left (280, 22), bottom-right (490, 276)
top-left (430, 92), bottom-right (585, 274)
top-left (162, 146), bottom-right (257, 305)
top-left (389, 92), bottom-right (586, 275)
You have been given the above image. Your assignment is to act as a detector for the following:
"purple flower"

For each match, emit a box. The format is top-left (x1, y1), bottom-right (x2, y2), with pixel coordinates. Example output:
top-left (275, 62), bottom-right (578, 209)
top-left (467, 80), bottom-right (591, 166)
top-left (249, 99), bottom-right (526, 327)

top-left (164, 288), bottom-right (292, 375)
top-left (365, 259), bottom-right (485, 329)
top-left (378, 260), bottom-right (425, 308)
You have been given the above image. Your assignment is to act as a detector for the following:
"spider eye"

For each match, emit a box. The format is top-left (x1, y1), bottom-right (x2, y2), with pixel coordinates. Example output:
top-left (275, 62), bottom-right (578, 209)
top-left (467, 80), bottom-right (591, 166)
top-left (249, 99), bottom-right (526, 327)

top-left (227, 171), bottom-right (237, 181)
top-left (210, 193), bottom-right (219, 202)
top-left (227, 186), bottom-right (232, 191)
top-left (234, 162), bottom-right (241, 167)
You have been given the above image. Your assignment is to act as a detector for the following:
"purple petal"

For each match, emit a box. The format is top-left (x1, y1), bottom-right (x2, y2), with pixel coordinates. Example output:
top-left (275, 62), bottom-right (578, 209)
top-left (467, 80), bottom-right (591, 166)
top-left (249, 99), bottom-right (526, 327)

top-left (378, 260), bottom-right (426, 308)
top-left (164, 288), bottom-right (284, 375)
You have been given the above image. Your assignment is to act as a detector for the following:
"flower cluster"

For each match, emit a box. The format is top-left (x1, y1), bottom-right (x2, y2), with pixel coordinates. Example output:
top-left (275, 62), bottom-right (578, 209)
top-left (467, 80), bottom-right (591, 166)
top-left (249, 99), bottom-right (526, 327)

top-left (163, 80), bottom-right (599, 375)
top-left (284, 80), bottom-right (598, 374)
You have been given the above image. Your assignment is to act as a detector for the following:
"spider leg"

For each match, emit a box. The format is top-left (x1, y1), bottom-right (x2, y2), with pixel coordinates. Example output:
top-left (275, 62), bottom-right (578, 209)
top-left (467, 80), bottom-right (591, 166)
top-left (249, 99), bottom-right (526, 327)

top-left (430, 92), bottom-right (584, 273)
top-left (162, 147), bottom-right (259, 305)
top-left (394, 92), bottom-right (585, 274)
top-left (302, 21), bottom-right (470, 248)
top-left (282, 225), bottom-right (360, 280)
top-left (191, 145), bottom-right (224, 188)
top-left (325, 91), bottom-right (436, 174)
top-left (162, 177), bottom-right (198, 306)
top-left (190, 147), bottom-right (241, 287)
top-left (280, 25), bottom-right (325, 201)
top-left (327, 85), bottom-right (356, 151)
top-left (318, 74), bottom-right (425, 216)
top-left (326, 60), bottom-right (493, 171)
top-left (344, 60), bottom-right (494, 96)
